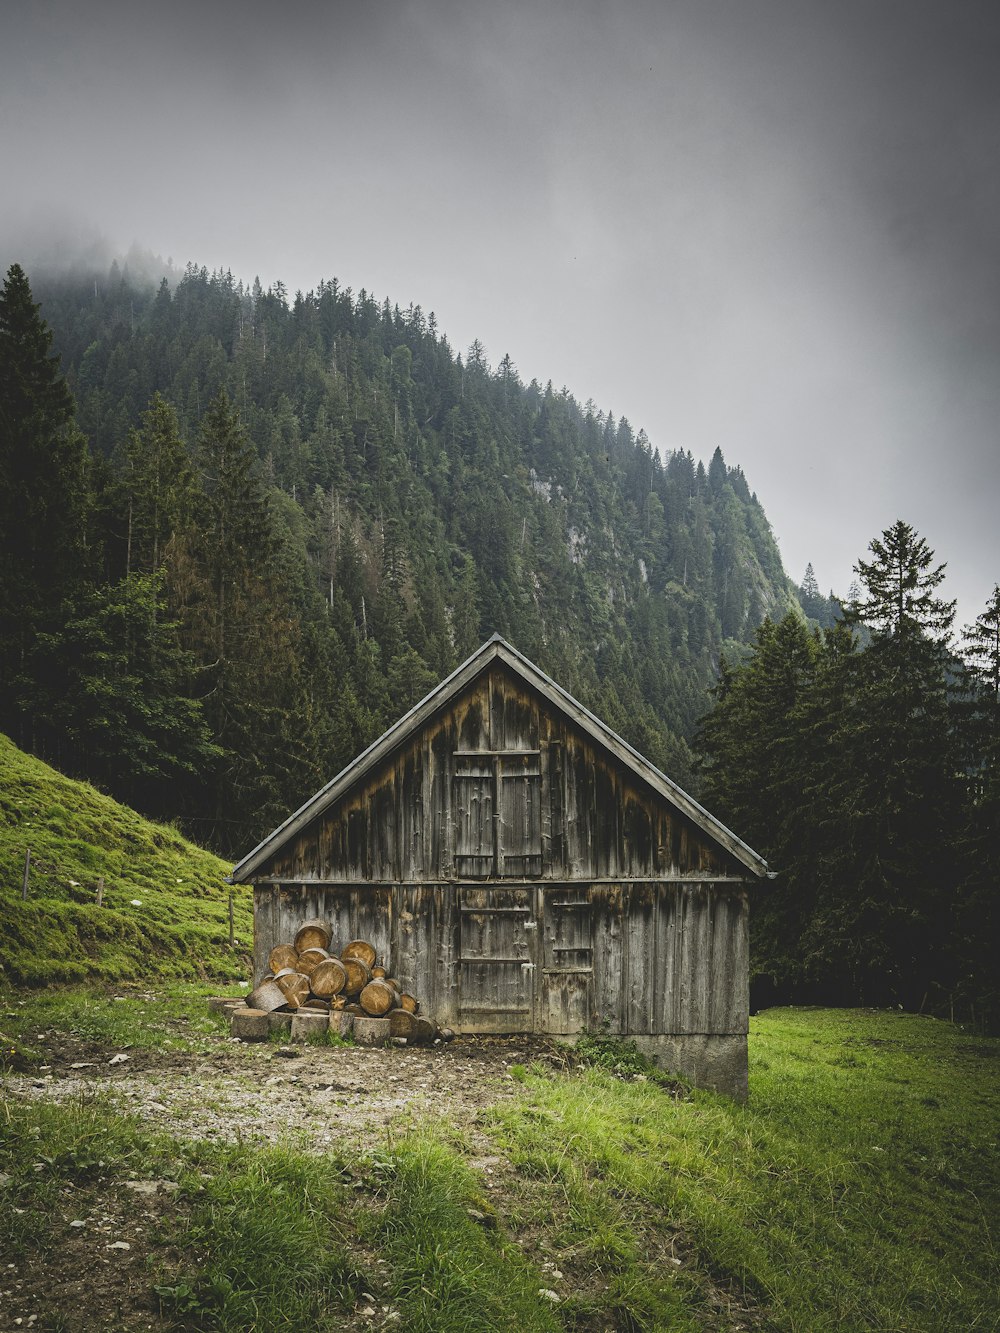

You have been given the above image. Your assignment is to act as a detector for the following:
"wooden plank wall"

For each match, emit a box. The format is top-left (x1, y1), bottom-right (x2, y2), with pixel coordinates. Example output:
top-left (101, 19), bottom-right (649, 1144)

top-left (253, 879), bottom-right (748, 1037)
top-left (261, 665), bottom-right (741, 885)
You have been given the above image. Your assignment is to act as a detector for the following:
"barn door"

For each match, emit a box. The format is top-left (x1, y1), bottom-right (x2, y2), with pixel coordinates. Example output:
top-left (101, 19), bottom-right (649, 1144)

top-left (540, 889), bottom-right (593, 1034)
top-left (458, 884), bottom-right (537, 1031)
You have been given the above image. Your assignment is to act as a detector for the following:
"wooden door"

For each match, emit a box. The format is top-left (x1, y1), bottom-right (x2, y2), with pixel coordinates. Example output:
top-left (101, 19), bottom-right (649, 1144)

top-left (458, 884), bottom-right (537, 1031)
top-left (453, 755), bottom-right (495, 879)
top-left (498, 752), bottom-right (542, 878)
top-left (540, 888), bottom-right (593, 1033)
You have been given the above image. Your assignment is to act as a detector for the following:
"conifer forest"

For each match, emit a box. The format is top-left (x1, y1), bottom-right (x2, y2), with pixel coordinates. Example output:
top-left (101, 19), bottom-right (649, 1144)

top-left (1, 259), bottom-right (996, 1029)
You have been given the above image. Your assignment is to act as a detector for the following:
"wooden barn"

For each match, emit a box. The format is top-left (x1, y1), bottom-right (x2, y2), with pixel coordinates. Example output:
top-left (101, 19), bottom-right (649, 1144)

top-left (229, 635), bottom-right (769, 1098)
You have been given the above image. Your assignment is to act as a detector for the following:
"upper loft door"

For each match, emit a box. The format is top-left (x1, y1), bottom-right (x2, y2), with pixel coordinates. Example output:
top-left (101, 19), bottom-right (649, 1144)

top-left (453, 748), bottom-right (542, 879)
top-left (499, 752), bottom-right (542, 877)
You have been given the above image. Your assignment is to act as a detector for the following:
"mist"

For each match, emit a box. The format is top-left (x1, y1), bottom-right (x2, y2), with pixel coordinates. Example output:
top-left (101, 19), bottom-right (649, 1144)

top-left (2, 0), bottom-right (998, 627)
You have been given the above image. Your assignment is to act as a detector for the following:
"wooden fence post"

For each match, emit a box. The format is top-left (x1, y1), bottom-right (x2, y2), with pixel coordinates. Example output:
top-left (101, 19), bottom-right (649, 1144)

top-left (21, 848), bottom-right (31, 901)
top-left (96, 876), bottom-right (104, 908)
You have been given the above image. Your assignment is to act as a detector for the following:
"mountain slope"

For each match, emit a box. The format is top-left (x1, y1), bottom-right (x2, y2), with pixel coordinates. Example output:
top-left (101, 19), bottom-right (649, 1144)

top-left (13, 260), bottom-right (796, 852)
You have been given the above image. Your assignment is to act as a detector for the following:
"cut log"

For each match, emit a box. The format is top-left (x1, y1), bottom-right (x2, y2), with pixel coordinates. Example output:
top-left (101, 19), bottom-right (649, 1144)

top-left (388, 1008), bottom-right (417, 1039)
top-left (247, 980), bottom-right (289, 1013)
top-left (268, 944), bottom-right (299, 973)
top-left (329, 994), bottom-right (347, 1011)
top-left (352, 1015), bottom-right (391, 1046)
top-left (359, 978), bottom-right (398, 1016)
top-left (296, 948), bottom-right (329, 975)
top-left (341, 957), bottom-right (372, 997)
top-left (294, 918), bottom-right (332, 952)
top-left (341, 939), bottom-right (377, 970)
top-left (310, 957), bottom-right (347, 998)
top-left (371, 965), bottom-right (387, 979)
top-left (345, 1002), bottom-right (366, 1016)
top-left (384, 977), bottom-right (402, 994)
top-left (410, 1015), bottom-right (436, 1043)
top-left (231, 1008), bottom-right (270, 1041)
top-left (290, 1011), bottom-right (329, 1042)
top-left (275, 972), bottom-right (310, 1009)
top-left (268, 1010), bottom-right (294, 1032)
top-left (303, 997), bottom-right (331, 1012)
top-left (272, 967), bottom-right (296, 980)
top-left (438, 1026), bottom-right (455, 1043)
top-left (399, 993), bottom-right (419, 1014)
top-left (207, 995), bottom-right (241, 1014)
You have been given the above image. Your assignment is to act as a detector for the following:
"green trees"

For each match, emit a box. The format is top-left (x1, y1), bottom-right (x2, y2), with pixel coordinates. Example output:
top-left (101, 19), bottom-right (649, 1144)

top-left (700, 521), bottom-right (994, 1024)
top-left (8, 256), bottom-right (799, 858)
top-left (0, 264), bottom-right (91, 746)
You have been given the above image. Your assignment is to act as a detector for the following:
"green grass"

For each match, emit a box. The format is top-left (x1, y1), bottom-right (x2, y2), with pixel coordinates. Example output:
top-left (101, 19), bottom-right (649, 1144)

top-left (1, 997), bottom-right (997, 1330)
top-left (485, 1008), bottom-right (1000, 1331)
top-left (0, 983), bottom-right (238, 1065)
top-left (0, 733), bottom-right (252, 986)
top-left (364, 1135), bottom-right (563, 1332)
top-left (0, 1095), bottom-right (363, 1331)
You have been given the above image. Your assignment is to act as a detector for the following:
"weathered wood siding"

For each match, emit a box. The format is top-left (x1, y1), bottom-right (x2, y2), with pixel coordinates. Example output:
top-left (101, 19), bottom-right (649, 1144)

top-left (253, 879), bottom-right (748, 1037)
top-left (257, 664), bottom-right (743, 885)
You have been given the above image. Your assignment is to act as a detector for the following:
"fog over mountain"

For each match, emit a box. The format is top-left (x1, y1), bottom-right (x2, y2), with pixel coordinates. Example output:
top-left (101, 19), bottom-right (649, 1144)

top-left (2, 0), bottom-right (998, 626)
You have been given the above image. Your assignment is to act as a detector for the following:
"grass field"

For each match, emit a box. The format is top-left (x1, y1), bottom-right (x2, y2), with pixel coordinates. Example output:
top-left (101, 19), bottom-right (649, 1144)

top-left (0, 734), bottom-right (252, 985)
top-left (1, 995), bottom-right (997, 1331)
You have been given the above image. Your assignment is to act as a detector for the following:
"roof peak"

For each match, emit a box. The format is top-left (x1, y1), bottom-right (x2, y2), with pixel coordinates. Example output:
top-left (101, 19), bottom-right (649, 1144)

top-left (230, 636), bottom-right (769, 882)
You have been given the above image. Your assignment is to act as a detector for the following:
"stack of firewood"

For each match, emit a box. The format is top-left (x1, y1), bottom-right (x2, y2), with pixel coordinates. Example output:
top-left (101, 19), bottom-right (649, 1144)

top-left (228, 917), bottom-right (443, 1045)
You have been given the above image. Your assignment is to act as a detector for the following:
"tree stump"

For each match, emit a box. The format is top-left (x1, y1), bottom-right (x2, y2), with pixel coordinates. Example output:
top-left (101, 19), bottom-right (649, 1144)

top-left (276, 972), bottom-right (310, 1009)
top-left (342, 957), bottom-right (371, 998)
top-left (341, 939), bottom-right (377, 969)
top-left (268, 944), bottom-right (299, 973)
top-left (388, 1008), bottom-right (417, 1039)
top-left (231, 1008), bottom-right (270, 1041)
top-left (290, 1011), bottom-right (329, 1042)
top-left (207, 995), bottom-right (240, 1014)
top-left (352, 1015), bottom-right (391, 1046)
top-left (330, 1011), bottom-right (354, 1039)
top-left (296, 948), bottom-right (328, 976)
top-left (248, 980), bottom-right (289, 1013)
top-left (267, 1010), bottom-right (294, 1033)
top-left (310, 957), bottom-right (347, 998)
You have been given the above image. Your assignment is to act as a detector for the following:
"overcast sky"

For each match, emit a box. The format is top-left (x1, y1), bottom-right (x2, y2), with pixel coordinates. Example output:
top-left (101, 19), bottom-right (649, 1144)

top-left (2, 0), bottom-right (998, 630)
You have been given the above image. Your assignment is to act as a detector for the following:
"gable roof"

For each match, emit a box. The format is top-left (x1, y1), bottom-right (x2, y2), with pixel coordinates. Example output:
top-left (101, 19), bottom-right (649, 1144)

top-left (230, 635), bottom-right (770, 882)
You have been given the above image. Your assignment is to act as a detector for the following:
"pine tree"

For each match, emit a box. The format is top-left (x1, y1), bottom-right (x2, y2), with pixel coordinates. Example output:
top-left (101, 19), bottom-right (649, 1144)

top-left (834, 521), bottom-right (960, 1006)
top-left (953, 586), bottom-right (1000, 1028)
top-left (0, 263), bottom-right (91, 746)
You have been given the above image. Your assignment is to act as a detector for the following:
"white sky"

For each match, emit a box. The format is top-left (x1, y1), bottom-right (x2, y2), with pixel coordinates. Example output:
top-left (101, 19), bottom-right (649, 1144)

top-left (2, 0), bottom-right (998, 630)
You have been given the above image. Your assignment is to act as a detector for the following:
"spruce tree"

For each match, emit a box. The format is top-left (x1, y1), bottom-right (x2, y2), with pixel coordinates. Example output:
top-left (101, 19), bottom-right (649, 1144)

top-left (0, 263), bottom-right (91, 747)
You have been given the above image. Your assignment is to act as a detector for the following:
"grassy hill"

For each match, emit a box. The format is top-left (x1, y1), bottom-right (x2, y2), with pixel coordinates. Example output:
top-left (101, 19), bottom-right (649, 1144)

top-left (0, 733), bottom-right (251, 985)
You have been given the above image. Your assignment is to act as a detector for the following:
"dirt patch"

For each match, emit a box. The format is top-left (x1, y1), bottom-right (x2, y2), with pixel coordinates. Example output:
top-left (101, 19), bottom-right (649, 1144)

top-left (0, 1176), bottom-right (183, 1333)
top-left (5, 1030), bottom-right (569, 1155)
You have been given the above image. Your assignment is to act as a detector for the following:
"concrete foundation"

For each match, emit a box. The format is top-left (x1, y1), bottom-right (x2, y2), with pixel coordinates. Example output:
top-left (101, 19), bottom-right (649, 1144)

top-left (630, 1033), bottom-right (748, 1101)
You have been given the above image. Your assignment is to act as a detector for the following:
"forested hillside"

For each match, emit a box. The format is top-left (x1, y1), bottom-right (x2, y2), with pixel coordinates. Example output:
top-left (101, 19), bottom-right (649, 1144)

top-left (1, 258), bottom-right (793, 853)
